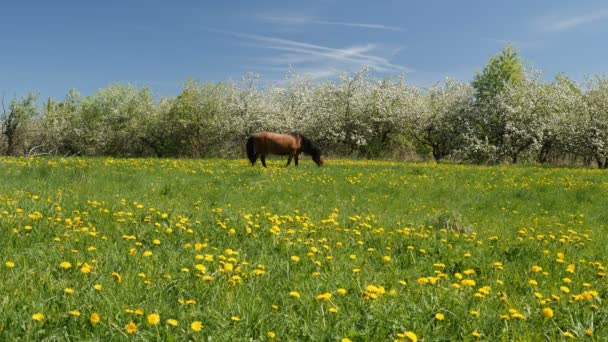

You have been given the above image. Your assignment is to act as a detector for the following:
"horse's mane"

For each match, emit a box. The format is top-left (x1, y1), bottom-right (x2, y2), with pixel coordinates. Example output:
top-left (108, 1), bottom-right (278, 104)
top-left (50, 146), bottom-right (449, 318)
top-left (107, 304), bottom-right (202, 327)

top-left (289, 132), bottom-right (321, 158)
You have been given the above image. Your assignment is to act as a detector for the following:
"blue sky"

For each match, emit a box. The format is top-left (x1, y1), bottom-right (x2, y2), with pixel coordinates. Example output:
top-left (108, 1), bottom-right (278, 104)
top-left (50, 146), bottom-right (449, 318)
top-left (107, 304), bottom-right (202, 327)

top-left (1, 0), bottom-right (608, 99)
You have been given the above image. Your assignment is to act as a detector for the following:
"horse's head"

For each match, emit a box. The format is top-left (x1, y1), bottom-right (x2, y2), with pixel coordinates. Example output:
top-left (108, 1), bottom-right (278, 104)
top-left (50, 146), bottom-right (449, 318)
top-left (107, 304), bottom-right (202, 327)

top-left (313, 155), bottom-right (324, 167)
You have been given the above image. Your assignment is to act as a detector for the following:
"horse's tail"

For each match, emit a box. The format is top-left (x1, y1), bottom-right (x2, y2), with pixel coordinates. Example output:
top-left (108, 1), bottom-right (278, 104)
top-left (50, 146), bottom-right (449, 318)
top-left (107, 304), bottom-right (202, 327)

top-left (246, 136), bottom-right (256, 165)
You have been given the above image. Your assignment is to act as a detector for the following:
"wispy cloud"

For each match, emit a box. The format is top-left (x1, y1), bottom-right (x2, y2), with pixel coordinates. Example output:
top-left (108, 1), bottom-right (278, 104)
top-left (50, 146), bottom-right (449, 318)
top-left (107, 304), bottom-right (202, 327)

top-left (258, 14), bottom-right (405, 32)
top-left (537, 9), bottom-right (608, 32)
top-left (210, 29), bottom-right (408, 80)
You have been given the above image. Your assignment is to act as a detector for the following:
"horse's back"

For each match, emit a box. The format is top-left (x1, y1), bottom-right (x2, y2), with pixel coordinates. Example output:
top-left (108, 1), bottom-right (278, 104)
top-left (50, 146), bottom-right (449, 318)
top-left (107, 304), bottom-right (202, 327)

top-left (251, 131), bottom-right (299, 155)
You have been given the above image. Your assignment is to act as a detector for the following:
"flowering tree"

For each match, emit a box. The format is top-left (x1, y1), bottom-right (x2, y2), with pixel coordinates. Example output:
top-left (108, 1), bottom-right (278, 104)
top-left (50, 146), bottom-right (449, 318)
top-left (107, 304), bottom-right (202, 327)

top-left (1, 92), bottom-right (38, 156)
top-left (408, 80), bottom-right (474, 162)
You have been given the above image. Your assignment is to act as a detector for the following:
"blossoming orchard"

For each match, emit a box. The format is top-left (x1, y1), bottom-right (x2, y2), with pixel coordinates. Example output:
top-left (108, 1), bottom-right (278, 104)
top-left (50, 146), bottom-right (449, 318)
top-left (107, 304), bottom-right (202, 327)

top-left (2, 47), bottom-right (608, 167)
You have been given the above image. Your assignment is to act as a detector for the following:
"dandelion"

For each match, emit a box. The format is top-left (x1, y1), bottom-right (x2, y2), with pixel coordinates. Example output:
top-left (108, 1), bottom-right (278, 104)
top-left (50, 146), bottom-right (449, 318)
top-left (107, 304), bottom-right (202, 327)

top-left (80, 263), bottom-right (92, 273)
top-left (542, 307), bottom-right (553, 318)
top-left (69, 310), bottom-right (81, 317)
top-left (231, 316), bottom-right (241, 321)
top-left (190, 321), bottom-right (203, 332)
top-left (32, 313), bottom-right (45, 321)
top-left (383, 255), bottom-right (391, 262)
top-left (316, 292), bottom-right (332, 301)
top-left (59, 261), bottom-right (72, 269)
top-left (93, 284), bottom-right (103, 291)
top-left (337, 288), bottom-right (347, 295)
top-left (90, 312), bottom-right (100, 324)
top-left (563, 331), bottom-right (575, 339)
top-left (267, 331), bottom-right (276, 339)
top-left (435, 313), bottom-right (445, 321)
top-left (125, 321), bottom-right (137, 334)
top-left (64, 288), bottom-right (75, 295)
top-left (399, 331), bottom-right (417, 342)
top-left (328, 307), bottom-right (338, 313)
top-left (147, 313), bottom-right (160, 325)
top-left (289, 291), bottom-right (301, 299)
top-left (111, 272), bottom-right (121, 283)
top-left (472, 331), bottom-right (481, 339)
top-left (167, 319), bottom-right (178, 327)
top-left (5, 261), bottom-right (15, 268)
top-left (291, 256), bottom-right (300, 262)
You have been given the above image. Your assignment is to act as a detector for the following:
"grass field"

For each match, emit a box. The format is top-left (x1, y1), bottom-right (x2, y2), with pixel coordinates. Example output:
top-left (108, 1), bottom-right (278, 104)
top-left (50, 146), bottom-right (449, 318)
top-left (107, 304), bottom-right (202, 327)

top-left (1, 157), bottom-right (607, 341)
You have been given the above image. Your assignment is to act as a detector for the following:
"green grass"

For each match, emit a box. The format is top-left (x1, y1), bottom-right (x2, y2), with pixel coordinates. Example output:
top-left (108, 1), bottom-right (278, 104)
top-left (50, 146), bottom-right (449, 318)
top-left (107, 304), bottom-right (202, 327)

top-left (1, 157), bottom-right (607, 341)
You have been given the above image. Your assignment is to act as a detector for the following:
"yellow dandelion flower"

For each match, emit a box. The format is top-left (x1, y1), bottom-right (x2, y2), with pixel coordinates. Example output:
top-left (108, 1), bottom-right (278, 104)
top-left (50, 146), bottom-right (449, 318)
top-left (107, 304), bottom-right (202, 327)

top-left (93, 284), bottom-right (103, 291)
top-left (231, 316), bottom-right (241, 321)
top-left (542, 307), bottom-right (553, 318)
top-left (291, 256), bottom-right (300, 262)
top-left (147, 313), bottom-right (160, 325)
top-left (435, 313), bottom-right (445, 321)
top-left (167, 319), bottom-right (178, 327)
top-left (190, 321), bottom-right (203, 332)
top-left (402, 331), bottom-right (418, 342)
top-left (125, 321), bottom-right (137, 334)
top-left (267, 331), bottom-right (277, 339)
top-left (69, 310), bottom-right (81, 317)
top-left (64, 288), bottom-right (75, 295)
top-left (111, 272), bottom-right (121, 283)
top-left (32, 313), bottom-right (45, 321)
top-left (337, 288), bottom-right (347, 295)
top-left (563, 331), bottom-right (575, 339)
top-left (472, 331), bottom-right (481, 338)
top-left (5, 261), bottom-right (15, 268)
top-left (289, 291), bottom-right (301, 299)
top-left (143, 251), bottom-right (153, 257)
top-left (316, 292), bottom-right (332, 301)
top-left (90, 312), bottom-right (100, 324)
top-left (80, 263), bottom-right (92, 273)
top-left (59, 261), bottom-right (72, 269)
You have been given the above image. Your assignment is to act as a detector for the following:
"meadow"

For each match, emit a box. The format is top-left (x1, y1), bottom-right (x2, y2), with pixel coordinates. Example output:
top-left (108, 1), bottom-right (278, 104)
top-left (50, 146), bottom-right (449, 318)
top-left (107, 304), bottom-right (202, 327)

top-left (0, 157), bottom-right (607, 341)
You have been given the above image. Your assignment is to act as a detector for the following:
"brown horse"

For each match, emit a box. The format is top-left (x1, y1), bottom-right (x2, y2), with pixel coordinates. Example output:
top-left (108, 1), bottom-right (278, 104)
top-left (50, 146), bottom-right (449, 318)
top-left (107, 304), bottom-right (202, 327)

top-left (246, 131), bottom-right (323, 167)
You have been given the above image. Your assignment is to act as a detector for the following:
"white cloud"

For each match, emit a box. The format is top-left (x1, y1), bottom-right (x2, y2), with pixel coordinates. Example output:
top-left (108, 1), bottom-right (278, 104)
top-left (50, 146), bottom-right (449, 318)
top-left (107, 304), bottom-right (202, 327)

top-left (211, 29), bottom-right (408, 80)
top-left (258, 14), bottom-right (404, 32)
top-left (537, 9), bottom-right (608, 32)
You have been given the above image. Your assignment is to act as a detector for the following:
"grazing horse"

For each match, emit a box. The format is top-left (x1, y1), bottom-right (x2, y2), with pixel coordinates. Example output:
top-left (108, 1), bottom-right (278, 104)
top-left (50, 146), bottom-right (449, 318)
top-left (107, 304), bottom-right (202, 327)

top-left (246, 131), bottom-right (323, 167)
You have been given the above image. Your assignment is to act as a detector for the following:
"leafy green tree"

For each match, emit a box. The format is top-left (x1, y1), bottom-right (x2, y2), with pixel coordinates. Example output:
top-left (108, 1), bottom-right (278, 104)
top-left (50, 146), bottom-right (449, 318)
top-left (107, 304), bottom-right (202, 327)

top-left (472, 45), bottom-right (524, 104)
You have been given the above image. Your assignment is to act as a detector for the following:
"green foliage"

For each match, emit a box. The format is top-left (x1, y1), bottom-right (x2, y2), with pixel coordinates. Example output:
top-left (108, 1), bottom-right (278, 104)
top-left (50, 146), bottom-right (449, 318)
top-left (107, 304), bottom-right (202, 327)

top-left (472, 45), bottom-right (524, 104)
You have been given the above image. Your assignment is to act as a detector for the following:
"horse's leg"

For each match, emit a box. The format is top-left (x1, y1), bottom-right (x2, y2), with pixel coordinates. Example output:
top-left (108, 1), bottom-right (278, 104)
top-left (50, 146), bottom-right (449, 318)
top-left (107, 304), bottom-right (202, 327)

top-left (261, 155), bottom-right (267, 168)
top-left (251, 154), bottom-right (258, 166)
top-left (286, 155), bottom-right (293, 167)
top-left (295, 154), bottom-right (299, 166)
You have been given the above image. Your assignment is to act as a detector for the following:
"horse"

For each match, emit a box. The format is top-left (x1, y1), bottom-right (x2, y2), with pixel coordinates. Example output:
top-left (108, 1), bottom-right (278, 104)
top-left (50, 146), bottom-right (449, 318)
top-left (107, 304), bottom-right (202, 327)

top-left (246, 131), bottom-right (324, 167)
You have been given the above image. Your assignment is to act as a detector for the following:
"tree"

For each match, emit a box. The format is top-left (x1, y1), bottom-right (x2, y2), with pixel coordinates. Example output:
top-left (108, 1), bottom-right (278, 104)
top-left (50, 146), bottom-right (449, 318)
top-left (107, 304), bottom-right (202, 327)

top-left (408, 80), bottom-right (474, 162)
top-left (1, 92), bottom-right (38, 156)
top-left (472, 45), bottom-right (524, 104)
top-left (468, 45), bottom-right (527, 163)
